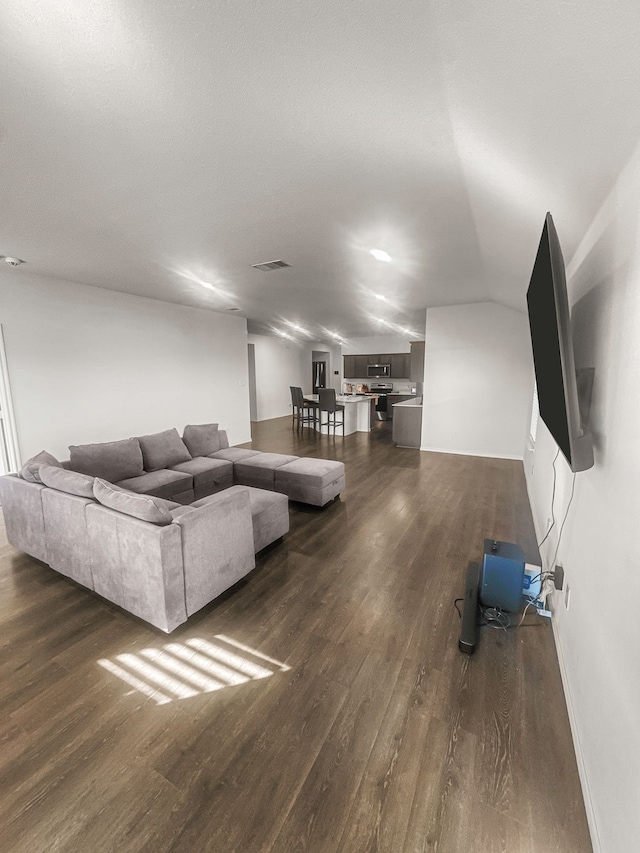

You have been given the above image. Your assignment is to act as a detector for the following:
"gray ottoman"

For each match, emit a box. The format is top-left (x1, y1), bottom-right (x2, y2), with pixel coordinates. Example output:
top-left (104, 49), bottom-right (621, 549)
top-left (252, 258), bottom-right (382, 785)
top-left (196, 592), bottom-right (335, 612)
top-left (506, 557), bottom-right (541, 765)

top-left (275, 457), bottom-right (345, 506)
top-left (225, 485), bottom-right (289, 552)
top-left (181, 486), bottom-right (289, 553)
top-left (234, 453), bottom-right (299, 490)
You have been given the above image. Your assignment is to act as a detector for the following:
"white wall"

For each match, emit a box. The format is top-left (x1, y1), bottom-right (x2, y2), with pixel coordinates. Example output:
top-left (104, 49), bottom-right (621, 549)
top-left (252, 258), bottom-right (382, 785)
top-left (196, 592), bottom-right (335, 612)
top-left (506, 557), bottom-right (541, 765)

top-left (247, 333), bottom-right (341, 421)
top-left (0, 272), bottom-right (251, 461)
top-left (420, 302), bottom-right (533, 459)
top-left (342, 335), bottom-right (411, 354)
top-left (525, 144), bottom-right (640, 853)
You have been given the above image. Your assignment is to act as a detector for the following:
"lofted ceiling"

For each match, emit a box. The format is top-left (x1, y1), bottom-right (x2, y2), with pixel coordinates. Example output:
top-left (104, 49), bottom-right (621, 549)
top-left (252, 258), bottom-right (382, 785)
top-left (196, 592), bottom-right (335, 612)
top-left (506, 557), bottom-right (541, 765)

top-left (2, 1), bottom-right (640, 341)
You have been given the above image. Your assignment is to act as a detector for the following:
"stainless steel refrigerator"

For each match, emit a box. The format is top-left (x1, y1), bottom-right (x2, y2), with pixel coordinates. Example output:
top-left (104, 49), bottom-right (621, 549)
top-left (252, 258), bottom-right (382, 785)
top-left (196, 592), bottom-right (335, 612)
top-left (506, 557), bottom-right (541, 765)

top-left (312, 361), bottom-right (326, 392)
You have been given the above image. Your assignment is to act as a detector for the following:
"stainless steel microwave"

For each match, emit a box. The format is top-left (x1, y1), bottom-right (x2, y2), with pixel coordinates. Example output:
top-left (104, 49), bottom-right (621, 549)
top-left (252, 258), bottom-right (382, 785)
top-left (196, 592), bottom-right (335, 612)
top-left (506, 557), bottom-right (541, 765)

top-left (367, 363), bottom-right (391, 378)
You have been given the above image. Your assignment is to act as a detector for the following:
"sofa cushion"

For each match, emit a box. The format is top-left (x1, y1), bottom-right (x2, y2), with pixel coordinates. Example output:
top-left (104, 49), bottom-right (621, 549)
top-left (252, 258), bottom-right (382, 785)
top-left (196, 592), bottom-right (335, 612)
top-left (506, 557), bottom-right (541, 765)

top-left (169, 456), bottom-right (233, 488)
top-left (93, 478), bottom-right (180, 525)
top-left (38, 464), bottom-right (95, 499)
top-left (234, 453), bottom-right (298, 490)
top-left (137, 428), bottom-right (191, 472)
top-left (182, 423), bottom-right (221, 457)
top-left (69, 438), bottom-right (144, 482)
top-left (209, 447), bottom-right (263, 464)
top-left (20, 450), bottom-right (61, 483)
top-left (115, 468), bottom-right (193, 501)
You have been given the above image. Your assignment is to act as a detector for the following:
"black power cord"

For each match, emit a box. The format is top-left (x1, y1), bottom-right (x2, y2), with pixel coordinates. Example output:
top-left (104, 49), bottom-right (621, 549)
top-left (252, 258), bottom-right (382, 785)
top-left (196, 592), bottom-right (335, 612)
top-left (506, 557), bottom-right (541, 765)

top-left (537, 448), bottom-right (561, 550)
top-left (551, 472), bottom-right (577, 569)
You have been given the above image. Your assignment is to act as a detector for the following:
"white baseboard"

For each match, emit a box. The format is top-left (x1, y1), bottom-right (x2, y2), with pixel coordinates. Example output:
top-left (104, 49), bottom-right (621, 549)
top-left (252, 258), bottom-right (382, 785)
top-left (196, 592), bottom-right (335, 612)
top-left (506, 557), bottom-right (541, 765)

top-left (526, 466), bottom-right (601, 851)
top-left (419, 445), bottom-right (523, 461)
top-left (551, 618), bottom-right (602, 852)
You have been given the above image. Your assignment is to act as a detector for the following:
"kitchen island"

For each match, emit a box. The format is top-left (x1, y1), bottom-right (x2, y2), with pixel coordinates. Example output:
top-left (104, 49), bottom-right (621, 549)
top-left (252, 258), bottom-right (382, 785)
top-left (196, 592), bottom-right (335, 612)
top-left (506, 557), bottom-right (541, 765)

top-left (305, 394), bottom-right (373, 435)
top-left (392, 397), bottom-right (423, 448)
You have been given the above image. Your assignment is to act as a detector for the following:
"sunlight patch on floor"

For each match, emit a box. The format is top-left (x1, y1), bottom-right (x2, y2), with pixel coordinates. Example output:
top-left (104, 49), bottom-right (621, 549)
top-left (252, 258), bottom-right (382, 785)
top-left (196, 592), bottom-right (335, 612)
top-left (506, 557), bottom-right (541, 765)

top-left (98, 635), bottom-right (290, 705)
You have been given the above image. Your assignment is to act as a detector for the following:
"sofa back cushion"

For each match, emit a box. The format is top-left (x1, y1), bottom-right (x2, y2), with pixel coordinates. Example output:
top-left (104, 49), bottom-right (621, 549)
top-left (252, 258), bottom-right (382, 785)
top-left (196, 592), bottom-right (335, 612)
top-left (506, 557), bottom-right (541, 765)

top-left (93, 478), bottom-right (179, 525)
top-left (182, 423), bottom-right (220, 457)
top-left (39, 464), bottom-right (95, 499)
top-left (69, 438), bottom-right (144, 482)
top-left (137, 428), bottom-right (191, 471)
top-left (20, 450), bottom-right (61, 483)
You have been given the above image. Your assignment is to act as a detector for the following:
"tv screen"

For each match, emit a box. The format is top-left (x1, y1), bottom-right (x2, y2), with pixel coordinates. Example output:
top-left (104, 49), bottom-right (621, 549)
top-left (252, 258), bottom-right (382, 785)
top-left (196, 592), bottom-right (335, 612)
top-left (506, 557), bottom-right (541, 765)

top-left (526, 213), bottom-right (593, 472)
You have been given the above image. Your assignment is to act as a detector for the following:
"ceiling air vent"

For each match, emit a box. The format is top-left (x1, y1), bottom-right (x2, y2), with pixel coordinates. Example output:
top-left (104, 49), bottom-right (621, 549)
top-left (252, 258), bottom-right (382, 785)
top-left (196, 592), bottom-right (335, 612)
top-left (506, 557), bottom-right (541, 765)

top-left (251, 259), bottom-right (291, 272)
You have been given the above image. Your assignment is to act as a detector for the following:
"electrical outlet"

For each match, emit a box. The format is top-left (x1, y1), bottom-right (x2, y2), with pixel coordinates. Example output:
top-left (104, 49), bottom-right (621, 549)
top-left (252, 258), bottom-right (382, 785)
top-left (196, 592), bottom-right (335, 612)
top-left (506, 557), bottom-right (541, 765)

top-left (565, 584), bottom-right (571, 610)
top-left (554, 565), bottom-right (564, 590)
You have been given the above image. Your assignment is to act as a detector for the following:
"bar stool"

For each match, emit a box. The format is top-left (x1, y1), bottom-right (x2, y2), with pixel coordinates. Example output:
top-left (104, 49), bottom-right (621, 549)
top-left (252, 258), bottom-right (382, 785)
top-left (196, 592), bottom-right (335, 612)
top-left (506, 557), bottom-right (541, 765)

top-left (318, 388), bottom-right (345, 436)
top-left (290, 386), bottom-right (318, 432)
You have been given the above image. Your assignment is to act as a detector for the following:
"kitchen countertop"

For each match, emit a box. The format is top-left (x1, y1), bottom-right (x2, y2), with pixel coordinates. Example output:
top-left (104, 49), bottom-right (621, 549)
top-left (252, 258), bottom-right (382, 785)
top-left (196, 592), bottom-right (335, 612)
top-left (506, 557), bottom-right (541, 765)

top-left (392, 397), bottom-right (422, 408)
top-left (306, 394), bottom-right (375, 404)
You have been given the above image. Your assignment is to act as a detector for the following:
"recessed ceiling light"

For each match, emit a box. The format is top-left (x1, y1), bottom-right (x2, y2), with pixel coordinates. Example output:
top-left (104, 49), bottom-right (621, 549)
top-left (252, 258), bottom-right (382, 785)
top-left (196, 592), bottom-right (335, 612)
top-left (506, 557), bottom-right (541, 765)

top-left (370, 249), bottom-right (392, 263)
top-left (374, 294), bottom-right (387, 301)
top-left (377, 318), bottom-right (387, 324)
top-left (1, 256), bottom-right (25, 267)
top-left (200, 281), bottom-right (215, 290)
top-left (286, 321), bottom-right (307, 334)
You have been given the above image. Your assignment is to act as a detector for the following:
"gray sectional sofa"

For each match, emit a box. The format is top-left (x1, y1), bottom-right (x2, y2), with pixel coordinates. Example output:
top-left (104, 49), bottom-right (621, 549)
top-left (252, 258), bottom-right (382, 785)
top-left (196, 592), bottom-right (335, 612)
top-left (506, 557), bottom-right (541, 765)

top-left (0, 423), bottom-right (345, 632)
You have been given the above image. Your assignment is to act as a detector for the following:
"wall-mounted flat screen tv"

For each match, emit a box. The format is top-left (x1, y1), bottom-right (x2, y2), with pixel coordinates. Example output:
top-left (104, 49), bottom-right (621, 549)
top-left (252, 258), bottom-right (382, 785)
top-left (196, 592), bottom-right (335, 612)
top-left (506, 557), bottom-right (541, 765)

top-left (526, 213), bottom-right (594, 472)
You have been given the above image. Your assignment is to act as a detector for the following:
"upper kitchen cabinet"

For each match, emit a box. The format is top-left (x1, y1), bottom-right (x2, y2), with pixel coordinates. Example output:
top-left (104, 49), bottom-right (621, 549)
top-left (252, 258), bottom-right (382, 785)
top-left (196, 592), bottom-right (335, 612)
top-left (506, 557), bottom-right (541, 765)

top-left (344, 355), bottom-right (369, 377)
top-left (354, 355), bottom-right (369, 376)
top-left (344, 352), bottom-right (412, 378)
top-left (410, 341), bottom-right (425, 381)
top-left (343, 355), bottom-right (356, 378)
top-left (390, 353), bottom-right (410, 378)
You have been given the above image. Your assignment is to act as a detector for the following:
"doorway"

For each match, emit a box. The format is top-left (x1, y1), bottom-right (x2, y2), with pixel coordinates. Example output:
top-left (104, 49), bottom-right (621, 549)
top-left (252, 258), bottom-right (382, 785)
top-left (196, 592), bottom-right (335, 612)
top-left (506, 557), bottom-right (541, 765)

top-left (0, 325), bottom-right (21, 475)
top-left (312, 350), bottom-right (330, 393)
top-left (247, 343), bottom-right (257, 422)
top-left (312, 361), bottom-right (326, 392)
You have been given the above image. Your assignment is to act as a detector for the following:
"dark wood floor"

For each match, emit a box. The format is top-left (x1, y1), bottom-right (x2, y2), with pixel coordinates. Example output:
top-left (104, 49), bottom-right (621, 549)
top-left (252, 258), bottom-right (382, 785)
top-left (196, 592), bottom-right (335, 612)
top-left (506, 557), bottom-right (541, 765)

top-left (0, 418), bottom-right (592, 852)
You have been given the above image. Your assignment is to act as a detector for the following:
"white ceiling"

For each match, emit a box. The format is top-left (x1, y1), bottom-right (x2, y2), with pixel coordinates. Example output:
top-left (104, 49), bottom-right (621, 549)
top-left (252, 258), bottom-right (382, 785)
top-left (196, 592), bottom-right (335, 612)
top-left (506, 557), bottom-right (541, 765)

top-left (2, 1), bottom-right (640, 341)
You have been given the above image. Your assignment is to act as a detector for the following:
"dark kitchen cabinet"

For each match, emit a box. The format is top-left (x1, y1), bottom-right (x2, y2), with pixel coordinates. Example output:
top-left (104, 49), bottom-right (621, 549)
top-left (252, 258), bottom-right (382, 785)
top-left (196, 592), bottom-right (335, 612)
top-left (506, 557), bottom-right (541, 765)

top-left (345, 352), bottom-right (411, 378)
top-left (355, 356), bottom-right (369, 376)
top-left (344, 355), bottom-right (369, 378)
top-left (343, 355), bottom-right (356, 378)
top-left (390, 353), bottom-right (410, 378)
top-left (410, 341), bottom-right (425, 382)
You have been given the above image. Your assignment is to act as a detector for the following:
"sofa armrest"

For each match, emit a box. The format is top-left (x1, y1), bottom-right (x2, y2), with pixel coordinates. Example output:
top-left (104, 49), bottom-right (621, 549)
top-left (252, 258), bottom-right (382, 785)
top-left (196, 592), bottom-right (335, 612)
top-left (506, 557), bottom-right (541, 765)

top-left (0, 474), bottom-right (48, 563)
top-left (171, 487), bottom-right (255, 616)
top-left (86, 503), bottom-right (187, 633)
